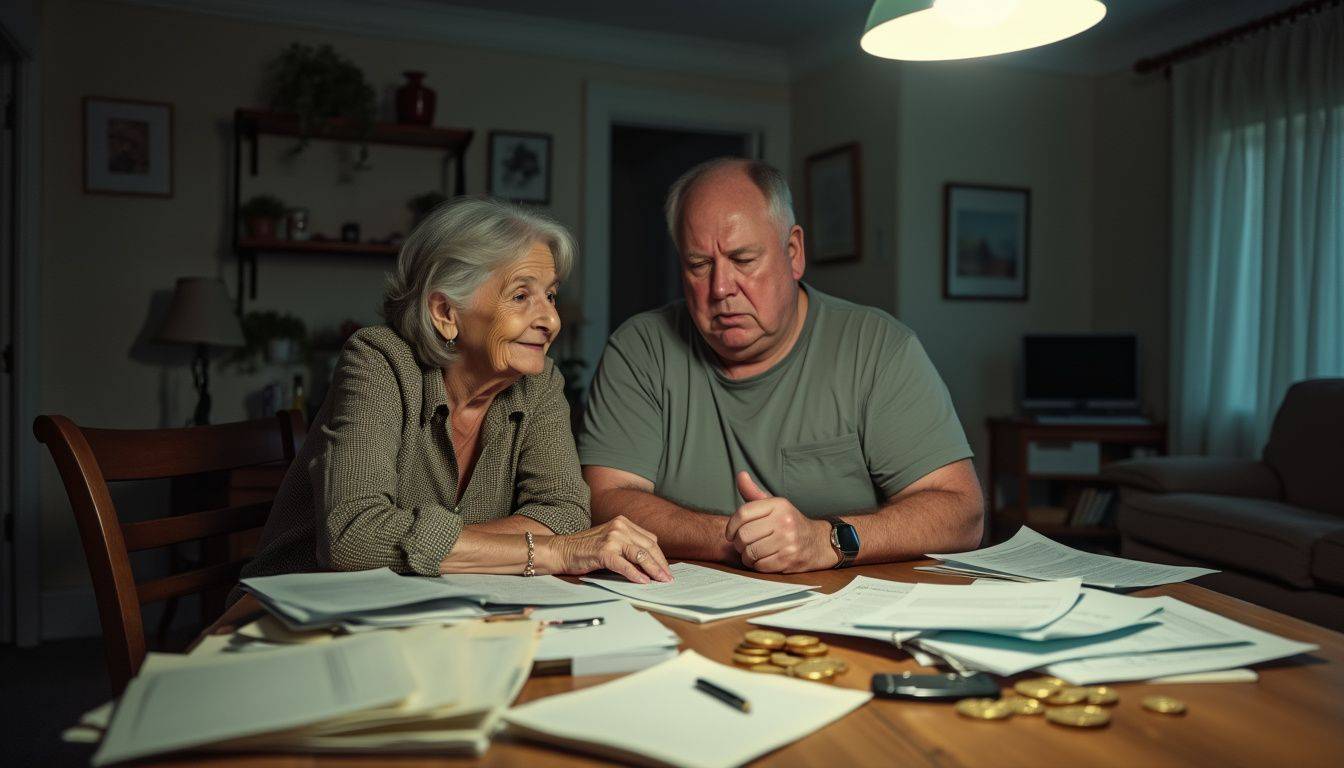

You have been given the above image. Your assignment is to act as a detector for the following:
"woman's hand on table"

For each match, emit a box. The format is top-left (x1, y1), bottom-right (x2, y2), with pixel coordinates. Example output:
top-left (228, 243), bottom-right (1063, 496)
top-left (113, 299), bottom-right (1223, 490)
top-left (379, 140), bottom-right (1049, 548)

top-left (539, 516), bottom-right (673, 584)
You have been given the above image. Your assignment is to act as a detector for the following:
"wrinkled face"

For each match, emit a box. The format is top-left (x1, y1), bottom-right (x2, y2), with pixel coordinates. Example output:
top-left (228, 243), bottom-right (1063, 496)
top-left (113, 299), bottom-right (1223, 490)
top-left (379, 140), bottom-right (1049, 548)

top-left (678, 168), bottom-right (805, 366)
top-left (453, 242), bottom-right (561, 378)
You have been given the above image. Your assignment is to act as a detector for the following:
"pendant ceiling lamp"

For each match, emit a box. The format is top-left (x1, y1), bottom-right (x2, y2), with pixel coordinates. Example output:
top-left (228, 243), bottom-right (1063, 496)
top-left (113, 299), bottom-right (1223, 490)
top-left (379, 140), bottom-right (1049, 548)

top-left (861, 0), bottom-right (1107, 61)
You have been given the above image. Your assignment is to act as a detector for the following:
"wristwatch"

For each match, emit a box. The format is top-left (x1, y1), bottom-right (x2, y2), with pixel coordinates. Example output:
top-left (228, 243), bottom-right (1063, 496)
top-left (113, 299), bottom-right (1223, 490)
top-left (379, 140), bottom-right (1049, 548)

top-left (825, 516), bottom-right (860, 568)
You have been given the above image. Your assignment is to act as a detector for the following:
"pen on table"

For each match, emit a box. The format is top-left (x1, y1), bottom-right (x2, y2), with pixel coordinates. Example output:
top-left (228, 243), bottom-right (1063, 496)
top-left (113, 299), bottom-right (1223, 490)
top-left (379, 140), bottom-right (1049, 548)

top-left (695, 677), bottom-right (751, 713)
top-left (540, 617), bottom-right (605, 629)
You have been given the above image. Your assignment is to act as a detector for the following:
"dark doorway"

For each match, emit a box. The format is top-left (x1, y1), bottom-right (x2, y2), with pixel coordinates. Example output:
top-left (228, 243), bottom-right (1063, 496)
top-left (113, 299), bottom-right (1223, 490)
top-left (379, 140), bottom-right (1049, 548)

top-left (608, 125), bottom-right (750, 332)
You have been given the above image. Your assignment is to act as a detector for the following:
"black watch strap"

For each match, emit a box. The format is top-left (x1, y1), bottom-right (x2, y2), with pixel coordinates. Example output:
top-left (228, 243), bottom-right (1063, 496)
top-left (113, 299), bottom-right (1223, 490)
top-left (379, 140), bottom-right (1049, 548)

top-left (826, 516), bottom-right (860, 568)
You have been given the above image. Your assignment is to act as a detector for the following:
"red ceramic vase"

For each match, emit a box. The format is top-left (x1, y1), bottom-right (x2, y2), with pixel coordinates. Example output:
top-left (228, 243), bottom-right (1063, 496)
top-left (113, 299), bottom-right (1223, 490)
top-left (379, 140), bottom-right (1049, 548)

top-left (395, 71), bottom-right (436, 126)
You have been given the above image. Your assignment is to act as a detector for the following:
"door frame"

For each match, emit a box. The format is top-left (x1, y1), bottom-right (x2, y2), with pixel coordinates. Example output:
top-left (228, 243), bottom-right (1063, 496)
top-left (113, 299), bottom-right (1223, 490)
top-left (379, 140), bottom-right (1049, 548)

top-left (579, 82), bottom-right (791, 392)
top-left (1, 4), bottom-right (42, 646)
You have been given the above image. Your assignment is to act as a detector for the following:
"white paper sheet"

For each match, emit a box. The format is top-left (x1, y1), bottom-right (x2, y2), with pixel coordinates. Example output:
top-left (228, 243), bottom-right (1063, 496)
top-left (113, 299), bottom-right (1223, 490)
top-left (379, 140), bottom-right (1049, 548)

top-left (241, 568), bottom-right (479, 614)
top-left (617, 591), bottom-right (822, 624)
top-left (971, 586), bottom-right (1165, 641)
top-left (858, 579), bottom-right (1082, 631)
top-left (532, 601), bottom-right (680, 663)
top-left (749, 576), bottom-right (920, 645)
top-left (503, 650), bottom-right (871, 768)
top-left (913, 597), bottom-right (1250, 676)
top-left (580, 562), bottom-right (817, 610)
top-left (436, 573), bottom-right (615, 606)
top-left (93, 633), bottom-right (416, 766)
top-left (1045, 625), bottom-right (1318, 684)
top-left (928, 527), bottom-right (1218, 588)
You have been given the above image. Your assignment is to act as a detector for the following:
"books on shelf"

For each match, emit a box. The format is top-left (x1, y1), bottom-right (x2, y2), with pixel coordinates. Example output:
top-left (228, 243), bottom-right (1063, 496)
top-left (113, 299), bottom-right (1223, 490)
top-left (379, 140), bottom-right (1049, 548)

top-left (1068, 488), bottom-right (1113, 527)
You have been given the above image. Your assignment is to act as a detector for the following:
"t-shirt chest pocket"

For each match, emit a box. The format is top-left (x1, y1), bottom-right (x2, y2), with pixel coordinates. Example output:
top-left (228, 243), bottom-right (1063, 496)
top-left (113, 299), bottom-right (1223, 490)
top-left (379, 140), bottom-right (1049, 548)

top-left (781, 433), bottom-right (877, 517)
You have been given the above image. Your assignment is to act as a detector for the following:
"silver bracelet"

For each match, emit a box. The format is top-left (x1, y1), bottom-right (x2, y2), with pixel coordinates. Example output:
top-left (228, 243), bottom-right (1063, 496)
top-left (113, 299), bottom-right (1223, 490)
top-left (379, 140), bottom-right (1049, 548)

top-left (523, 531), bottom-right (536, 577)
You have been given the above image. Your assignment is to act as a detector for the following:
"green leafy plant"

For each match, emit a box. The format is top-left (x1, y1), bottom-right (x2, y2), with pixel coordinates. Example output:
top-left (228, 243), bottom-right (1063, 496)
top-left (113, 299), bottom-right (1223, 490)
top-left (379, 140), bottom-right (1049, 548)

top-left (407, 191), bottom-right (448, 226)
top-left (239, 194), bottom-right (288, 220)
top-left (264, 43), bottom-right (377, 165)
top-left (229, 310), bottom-right (309, 371)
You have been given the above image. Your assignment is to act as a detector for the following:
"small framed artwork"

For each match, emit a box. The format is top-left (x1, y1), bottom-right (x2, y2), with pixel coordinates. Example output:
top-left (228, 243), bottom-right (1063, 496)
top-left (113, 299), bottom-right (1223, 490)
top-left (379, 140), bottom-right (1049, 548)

top-left (805, 143), bottom-right (862, 263)
top-left (488, 130), bottom-right (552, 205)
top-left (943, 183), bottom-right (1030, 301)
top-left (83, 96), bottom-right (174, 197)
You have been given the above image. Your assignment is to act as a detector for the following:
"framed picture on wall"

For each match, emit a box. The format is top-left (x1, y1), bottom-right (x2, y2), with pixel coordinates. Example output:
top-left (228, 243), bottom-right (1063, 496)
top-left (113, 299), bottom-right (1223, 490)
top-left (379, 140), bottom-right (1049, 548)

top-left (83, 96), bottom-right (173, 197)
top-left (805, 142), bottom-right (862, 263)
top-left (943, 183), bottom-right (1030, 301)
top-left (488, 130), bottom-right (552, 205)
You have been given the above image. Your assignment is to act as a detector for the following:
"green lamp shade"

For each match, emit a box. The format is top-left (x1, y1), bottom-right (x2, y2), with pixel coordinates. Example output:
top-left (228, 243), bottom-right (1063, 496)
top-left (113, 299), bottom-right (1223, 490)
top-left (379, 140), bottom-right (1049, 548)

top-left (862, 0), bottom-right (1107, 61)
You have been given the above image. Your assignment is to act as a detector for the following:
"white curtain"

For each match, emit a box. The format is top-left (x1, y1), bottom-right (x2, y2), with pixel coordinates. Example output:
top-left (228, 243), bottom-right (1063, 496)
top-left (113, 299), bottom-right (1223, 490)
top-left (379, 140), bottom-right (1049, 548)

top-left (1171, 5), bottom-right (1344, 457)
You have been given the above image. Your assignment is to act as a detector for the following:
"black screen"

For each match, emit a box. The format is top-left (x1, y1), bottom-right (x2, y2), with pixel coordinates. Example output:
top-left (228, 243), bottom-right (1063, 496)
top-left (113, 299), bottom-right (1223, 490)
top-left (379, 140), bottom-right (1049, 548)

top-left (1022, 335), bottom-right (1138, 406)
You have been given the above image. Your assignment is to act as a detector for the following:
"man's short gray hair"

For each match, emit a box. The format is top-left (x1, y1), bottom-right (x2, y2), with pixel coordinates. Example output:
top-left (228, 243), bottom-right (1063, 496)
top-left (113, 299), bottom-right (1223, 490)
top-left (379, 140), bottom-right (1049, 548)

top-left (664, 158), bottom-right (796, 252)
top-left (382, 196), bottom-right (575, 369)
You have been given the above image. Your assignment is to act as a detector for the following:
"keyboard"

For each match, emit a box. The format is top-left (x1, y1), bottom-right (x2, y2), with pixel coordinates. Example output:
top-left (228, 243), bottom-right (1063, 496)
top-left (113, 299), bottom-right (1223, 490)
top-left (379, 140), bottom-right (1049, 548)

top-left (1033, 415), bottom-right (1152, 425)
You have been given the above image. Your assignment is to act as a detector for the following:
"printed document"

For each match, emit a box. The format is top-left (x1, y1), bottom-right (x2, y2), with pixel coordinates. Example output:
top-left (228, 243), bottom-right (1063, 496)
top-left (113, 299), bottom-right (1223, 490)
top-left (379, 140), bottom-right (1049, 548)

top-left (928, 527), bottom-right (1218, 588)
top-left (581, 562), bottom-right (817, 611)
top-left (858, 579), bottom-right (1082, 631)
top-left (504, 650), bottom-right (871, 768)
top-left (750, 576), bottom-right (919, 644)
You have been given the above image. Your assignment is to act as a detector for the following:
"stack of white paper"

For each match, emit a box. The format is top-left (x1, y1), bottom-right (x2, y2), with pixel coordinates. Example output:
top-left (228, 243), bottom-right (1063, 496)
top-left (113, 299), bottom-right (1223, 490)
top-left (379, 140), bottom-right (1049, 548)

top-left (504, 650), bottom-right (871, 768)
top-left (242, 567), bottom-right (611, 630)
top-left (580, 563), bottom-right (820, 623)
top-left (749, 576), bottom-right (920, 645)
top-left (92, 620), bottom-right (540, 764)
top-left (532, 602), bottom-right (682, 675)
top-left (857, 579), bottom-right (1083, 631)
top-left (923, 527), bottom-right (1219, 588)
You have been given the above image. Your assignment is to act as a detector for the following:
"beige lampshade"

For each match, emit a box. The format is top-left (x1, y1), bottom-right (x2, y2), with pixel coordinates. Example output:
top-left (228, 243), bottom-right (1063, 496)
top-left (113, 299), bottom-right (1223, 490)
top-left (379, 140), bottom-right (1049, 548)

top-left (156, 277), bottom-right (245, 347)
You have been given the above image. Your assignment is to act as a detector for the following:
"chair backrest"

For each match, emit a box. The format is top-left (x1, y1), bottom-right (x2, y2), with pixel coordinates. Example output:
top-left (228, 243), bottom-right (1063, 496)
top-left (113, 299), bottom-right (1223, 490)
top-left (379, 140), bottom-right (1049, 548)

top-left (1263, 378), bottom-right (1344, 516)
top-left (33, 410), bottom-right (305, 694)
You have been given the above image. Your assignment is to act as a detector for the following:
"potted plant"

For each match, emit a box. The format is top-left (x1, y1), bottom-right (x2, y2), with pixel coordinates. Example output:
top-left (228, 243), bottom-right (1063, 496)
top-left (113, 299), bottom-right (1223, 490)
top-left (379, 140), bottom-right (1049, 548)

top-left (239, 195), bottom-right (288, 240)
top-left (264, 43), bottom-right (377, 166)
top-left (407, 191), bottom-right (448, 227)
top-left (232, 310), bottom-right (308, 369)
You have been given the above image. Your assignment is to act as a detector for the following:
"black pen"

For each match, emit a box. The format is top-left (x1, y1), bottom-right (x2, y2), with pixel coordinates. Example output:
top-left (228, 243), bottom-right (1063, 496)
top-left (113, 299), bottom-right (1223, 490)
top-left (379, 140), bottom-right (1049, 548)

top-left (540, 617), bottom-right (604, 629)
top-left (695, 677), bottom-right (751, 713)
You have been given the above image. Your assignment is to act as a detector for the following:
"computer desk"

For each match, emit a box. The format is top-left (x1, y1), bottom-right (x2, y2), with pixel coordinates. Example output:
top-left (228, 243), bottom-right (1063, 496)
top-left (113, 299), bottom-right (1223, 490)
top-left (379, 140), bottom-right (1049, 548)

top-left (155, 560), bottom-right (1343, 767)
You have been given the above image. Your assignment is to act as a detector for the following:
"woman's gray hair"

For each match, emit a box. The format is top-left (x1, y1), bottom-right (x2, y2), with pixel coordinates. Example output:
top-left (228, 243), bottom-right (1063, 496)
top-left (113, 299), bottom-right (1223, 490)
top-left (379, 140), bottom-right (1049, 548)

top-left (382, 196), bottom-right (575, 369)
top-left (664, 158), bottom-right (796, 252)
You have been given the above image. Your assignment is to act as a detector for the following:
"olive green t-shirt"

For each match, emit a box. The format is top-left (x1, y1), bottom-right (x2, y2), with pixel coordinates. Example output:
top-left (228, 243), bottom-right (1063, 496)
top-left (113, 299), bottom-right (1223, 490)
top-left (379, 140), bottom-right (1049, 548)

top-left (578, 284), bottom-right (972, 517)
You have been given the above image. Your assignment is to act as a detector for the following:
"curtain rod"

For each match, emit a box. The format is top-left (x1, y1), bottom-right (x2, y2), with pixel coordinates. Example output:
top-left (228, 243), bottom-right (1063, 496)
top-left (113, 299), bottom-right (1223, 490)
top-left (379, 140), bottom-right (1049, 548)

top-left (1133, 0), bottom-right (1340, 75)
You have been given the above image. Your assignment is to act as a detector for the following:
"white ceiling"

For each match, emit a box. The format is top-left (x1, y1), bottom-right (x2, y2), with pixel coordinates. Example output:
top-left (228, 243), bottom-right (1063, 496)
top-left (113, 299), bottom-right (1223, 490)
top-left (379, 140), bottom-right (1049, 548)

top-left (429, 0), bottom-right (1306, 74)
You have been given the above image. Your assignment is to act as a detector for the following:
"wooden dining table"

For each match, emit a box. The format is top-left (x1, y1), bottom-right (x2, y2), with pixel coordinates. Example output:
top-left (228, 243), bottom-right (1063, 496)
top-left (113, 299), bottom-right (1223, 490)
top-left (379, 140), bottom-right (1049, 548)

top-left (149, 560), bottom-right (1344, 767)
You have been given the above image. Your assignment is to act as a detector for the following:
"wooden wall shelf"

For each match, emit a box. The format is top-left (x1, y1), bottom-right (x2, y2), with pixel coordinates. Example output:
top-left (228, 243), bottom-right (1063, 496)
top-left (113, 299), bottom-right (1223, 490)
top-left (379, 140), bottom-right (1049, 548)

top-left (236, 109), bottom-right (473, 151)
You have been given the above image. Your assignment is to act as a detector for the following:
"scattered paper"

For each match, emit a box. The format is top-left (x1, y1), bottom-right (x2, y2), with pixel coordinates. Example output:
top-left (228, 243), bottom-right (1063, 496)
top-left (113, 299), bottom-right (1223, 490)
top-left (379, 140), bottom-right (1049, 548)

top-left (581, 563), bottom-right (817, 611)
top-left (858, 579), bottom-right (1082, 631)
top-left (750, 576), bottom-right (920, 645)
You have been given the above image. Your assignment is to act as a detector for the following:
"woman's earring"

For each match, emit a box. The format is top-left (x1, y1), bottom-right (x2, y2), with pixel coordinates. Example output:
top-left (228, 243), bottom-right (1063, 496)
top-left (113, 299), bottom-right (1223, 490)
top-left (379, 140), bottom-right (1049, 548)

top-left (446, 337), bottom-right (457, 351)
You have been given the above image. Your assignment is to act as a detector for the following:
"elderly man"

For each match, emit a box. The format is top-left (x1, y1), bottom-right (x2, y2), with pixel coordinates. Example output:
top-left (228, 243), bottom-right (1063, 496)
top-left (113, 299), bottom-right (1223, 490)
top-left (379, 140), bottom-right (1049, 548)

top-left (579, 158), bottom-right (983, 573)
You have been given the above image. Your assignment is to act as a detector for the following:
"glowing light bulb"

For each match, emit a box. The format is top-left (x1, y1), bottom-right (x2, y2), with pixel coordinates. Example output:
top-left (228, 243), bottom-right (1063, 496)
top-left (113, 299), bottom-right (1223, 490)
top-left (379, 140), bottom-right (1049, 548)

top-left (932, 0), bottom-right (1022, 29)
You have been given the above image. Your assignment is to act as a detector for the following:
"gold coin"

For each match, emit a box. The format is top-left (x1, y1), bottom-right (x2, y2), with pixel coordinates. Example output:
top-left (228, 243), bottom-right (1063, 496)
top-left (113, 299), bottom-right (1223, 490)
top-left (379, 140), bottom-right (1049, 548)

top-left (770, 652), bottom-right (802, 667)
top-left (1045, 687), bottom-right (1089, 706)
top-left (955, 698), bottom-right (1012, 720)
top-left (749, 663), bottom-right (787, 675)
top-left (1045, 705), bottom-right (1111, 728)
top-left (789, 659), bottom-right (836, 682)
top-left (813, 657), bottom-right (848, 676)
top-left (1001, 696), bottom-right (1044, 715)
top-left (1086, 686), bottom-right (1120, 706)
top-left (794, 643), bottom-right (830, 657)
top-left (734, 645), bottom-right (770, 657)
top-left (743, 630), bottom-right (786, 650)
top-left (731, 652), bottom-right (765, 666)
top-left (1142, 695), bottom-right (1187, 715)
top-left (1014, 677), bottom-right (1066, 699)
top-left (784, 634), bottom-right (820, 650)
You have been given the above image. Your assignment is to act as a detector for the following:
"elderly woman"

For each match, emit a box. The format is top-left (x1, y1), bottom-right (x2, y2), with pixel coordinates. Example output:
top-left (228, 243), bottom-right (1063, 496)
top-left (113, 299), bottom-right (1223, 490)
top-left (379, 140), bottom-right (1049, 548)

top-left (240, 197), bottom-right (671, 588)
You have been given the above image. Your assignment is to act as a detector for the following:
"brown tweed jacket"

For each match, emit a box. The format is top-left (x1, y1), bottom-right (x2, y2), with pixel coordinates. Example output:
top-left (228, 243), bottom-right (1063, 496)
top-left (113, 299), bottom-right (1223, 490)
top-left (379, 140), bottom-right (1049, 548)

top-left (239, 325), bottom-right (590, 587)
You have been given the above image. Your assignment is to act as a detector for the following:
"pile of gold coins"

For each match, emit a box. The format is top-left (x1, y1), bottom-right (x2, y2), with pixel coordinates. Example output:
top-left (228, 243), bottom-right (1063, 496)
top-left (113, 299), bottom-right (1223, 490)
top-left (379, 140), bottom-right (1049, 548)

top-left (955, 676), bottom-right (1187, 728)
top-left (731, 630), bottom-right (847, 682)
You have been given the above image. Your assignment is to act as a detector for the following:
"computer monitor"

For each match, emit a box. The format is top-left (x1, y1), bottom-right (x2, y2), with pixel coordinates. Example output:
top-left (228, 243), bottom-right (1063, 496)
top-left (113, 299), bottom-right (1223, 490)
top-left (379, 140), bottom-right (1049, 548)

top-left (1021, 333), bottom-right (1140, 414)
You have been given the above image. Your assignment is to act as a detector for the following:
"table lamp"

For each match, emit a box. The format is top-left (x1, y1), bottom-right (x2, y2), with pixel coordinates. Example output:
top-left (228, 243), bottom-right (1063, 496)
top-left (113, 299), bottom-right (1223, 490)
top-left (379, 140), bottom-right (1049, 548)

top-left (156, 277), bottom-right (245, 426)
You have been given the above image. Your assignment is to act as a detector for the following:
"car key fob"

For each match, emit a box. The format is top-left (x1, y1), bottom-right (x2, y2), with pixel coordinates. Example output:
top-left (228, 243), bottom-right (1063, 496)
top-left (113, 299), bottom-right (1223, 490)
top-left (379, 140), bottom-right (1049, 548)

top-left (871, 671), bottom-right (1000, 700)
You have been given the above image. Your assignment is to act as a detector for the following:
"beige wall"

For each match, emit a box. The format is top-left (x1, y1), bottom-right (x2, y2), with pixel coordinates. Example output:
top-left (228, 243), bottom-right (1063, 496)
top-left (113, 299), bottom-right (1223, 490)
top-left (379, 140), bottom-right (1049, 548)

top-left (37, 0), bottom-right (787, 589)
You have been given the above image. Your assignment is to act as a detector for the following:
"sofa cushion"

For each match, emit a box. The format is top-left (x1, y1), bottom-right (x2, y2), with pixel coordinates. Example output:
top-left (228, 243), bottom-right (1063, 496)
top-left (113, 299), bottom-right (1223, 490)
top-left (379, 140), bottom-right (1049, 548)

top-left (1263, 378), bottom-right (1344, 516)
top-left (1314, 529), bottom-right (1344, 590)
top-left (1117, 489), bottom-right (1344, 588)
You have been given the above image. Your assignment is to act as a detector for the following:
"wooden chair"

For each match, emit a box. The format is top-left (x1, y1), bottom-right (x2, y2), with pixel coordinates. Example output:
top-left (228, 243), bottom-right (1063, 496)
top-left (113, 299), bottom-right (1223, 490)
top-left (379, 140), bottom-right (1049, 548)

top-left (33, 410), bottom-right (305, 694)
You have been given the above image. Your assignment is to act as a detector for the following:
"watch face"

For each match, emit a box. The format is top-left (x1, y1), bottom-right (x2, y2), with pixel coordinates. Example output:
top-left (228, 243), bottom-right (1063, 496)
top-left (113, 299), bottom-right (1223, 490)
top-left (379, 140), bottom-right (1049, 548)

top-left (835, 524), bottom-right (860, 554)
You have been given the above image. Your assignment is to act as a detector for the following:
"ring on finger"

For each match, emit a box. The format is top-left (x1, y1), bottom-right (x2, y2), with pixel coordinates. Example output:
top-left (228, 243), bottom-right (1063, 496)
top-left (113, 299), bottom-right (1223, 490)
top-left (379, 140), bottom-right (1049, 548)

top-left (635, 549), bottom-right (647, 562)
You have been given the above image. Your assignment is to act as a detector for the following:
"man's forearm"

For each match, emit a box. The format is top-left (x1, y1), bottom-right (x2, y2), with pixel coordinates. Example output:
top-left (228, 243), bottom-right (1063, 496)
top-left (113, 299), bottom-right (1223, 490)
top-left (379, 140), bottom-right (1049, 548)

top-left (592, 487), bottom-right (737, 563)
top-left (842, 489), bottom-right (984, 565)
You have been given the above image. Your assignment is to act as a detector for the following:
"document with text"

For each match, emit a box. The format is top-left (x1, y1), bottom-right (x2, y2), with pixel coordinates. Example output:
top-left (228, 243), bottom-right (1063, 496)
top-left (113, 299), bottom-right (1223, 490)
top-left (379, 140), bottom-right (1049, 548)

top-left (581, 562), bottom-right (817, 611)
top-left (750, 576), bottom-right (920, 644)
top-left (858, 579), bottom-right (1082, 631)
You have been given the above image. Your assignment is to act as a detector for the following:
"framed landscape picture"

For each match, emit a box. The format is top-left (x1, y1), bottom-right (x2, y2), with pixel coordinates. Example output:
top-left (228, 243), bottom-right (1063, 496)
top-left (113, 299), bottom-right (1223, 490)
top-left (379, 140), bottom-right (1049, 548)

top-left (943, 183), bottom-right (1030, 301)
top-left (488, 130), bottom-right (552, 205)
top-left (805, 143), bottom-right (862, 263)
top-left (83, 96), bottom-right (173, 197)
